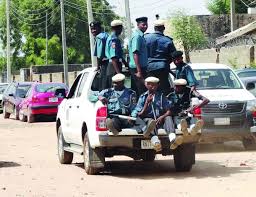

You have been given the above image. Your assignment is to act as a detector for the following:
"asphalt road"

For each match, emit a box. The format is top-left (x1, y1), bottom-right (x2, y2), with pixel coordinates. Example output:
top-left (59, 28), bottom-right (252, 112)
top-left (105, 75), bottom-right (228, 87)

top-left (0, 115), bottom-right (256, 197)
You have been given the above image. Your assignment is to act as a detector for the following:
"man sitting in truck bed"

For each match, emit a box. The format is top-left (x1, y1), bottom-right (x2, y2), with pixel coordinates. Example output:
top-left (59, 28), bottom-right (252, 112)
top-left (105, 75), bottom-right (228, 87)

top-left (167, 79), bottom-right (210, 136)
top-left (131, 76), bottom-right (184, 151)
top-left (98, 73), bottom-right (137, 135)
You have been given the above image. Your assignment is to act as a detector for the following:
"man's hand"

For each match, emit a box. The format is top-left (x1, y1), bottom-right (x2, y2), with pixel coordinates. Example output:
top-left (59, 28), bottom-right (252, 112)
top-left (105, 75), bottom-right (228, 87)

top-left (98, 97), bottom-right (108, 105)
top-left (135, 71), bottom-right (143, 80)
top-left (156, 115), bottom-right (165, 126)
top-left (146, 94), bottom-right (154, 104)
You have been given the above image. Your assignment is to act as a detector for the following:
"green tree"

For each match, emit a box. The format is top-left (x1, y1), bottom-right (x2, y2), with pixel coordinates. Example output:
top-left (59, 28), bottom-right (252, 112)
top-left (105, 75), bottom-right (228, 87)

top-left (169, 11), bottom-right (207, 62)
top-left (207, 0), bottom-right (251, 14)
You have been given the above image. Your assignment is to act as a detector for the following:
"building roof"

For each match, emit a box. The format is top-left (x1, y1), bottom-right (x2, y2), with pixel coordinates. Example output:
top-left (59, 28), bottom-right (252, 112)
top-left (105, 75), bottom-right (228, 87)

top-left (216, 21), bottom-right (256, 45)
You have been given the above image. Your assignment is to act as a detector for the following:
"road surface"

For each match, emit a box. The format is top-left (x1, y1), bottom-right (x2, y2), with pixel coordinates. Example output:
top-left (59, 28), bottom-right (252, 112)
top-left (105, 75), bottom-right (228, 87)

top-left (0, 115), bottom-right (256, 197)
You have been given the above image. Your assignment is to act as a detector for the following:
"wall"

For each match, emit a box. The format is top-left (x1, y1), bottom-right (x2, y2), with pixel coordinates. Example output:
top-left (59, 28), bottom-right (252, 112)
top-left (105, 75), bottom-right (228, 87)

top-left (190, 45), bottom-right (255, 68)
top-left (196, 14), bottom-right (256, 40)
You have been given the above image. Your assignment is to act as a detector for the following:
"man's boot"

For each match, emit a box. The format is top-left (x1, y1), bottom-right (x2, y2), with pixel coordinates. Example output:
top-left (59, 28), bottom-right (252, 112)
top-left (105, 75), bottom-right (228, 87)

top-left (169, 133), bottom-right (183, 150)
top-left (151, 135), bottom-right (162, 152)
top-left (191, 119), bottom-right (204, 136)
top-left (143, 120), bottom-right (156, 138)
top-left (106, 118), bottom-right (119, 136)
top-left (180, 119), bottom-right (189, 136)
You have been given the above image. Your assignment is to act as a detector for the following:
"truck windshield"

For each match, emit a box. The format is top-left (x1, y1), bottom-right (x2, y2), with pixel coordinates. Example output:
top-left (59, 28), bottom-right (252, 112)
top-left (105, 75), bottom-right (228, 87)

top-left (194, 69), bottom-right (243, 90)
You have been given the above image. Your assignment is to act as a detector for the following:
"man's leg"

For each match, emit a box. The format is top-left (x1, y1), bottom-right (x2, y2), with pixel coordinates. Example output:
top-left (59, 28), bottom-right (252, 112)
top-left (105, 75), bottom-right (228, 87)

top-left (100, 62), bottom-right (108, 90)
top-left (130, 69), bottom-right (146, 96)
top-left (106, 117), bottom-right (122, 136)
top-left (164, 116), bottom-right (184, 150)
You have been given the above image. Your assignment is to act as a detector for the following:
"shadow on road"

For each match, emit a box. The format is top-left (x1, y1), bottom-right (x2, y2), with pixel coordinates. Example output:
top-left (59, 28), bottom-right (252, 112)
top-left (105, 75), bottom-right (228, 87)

top-left (0, 161), bottom-right (21, 168)
top-left (74, 158), bottom-right (254, 180)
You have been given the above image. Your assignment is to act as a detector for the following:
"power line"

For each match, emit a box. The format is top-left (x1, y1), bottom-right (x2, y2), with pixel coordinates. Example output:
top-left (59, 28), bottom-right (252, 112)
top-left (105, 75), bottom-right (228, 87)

top-left (10, 5), bottom-right (59, 21)
top-left (131, 0), bottom-right (176, 10)
top-left (64, 11), bottom-right (88, 23)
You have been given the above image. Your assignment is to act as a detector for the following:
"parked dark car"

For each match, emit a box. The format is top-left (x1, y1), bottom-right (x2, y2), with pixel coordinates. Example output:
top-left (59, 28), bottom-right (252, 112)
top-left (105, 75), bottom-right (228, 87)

top-left (235, 68), bottom-right (256, 78)
top-left (0, 83), bottom-right (9, 112)
top-left (2, 82), bottom-right (34, 119)
top-left (240, 77), bottom-right (256, 97)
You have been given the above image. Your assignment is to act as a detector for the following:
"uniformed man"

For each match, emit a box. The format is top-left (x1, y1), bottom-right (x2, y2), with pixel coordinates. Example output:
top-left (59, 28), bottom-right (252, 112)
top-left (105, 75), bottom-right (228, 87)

top-left (129, 17), bottom-right (148, 96)
top-left (105, 20), bottom-right (128, 88)
top-left (131, 77), bottom-right (183, 151)
top-left (145, 19), bottom-right (176, 95)
top-left (90, 21), bottom-right (109, 90)
top-left (172, 51), bottom-right (198, 91)
top-left (167, 79), bottom-right (210, 135)
top-left (98, 73), bottom-right (137, 136)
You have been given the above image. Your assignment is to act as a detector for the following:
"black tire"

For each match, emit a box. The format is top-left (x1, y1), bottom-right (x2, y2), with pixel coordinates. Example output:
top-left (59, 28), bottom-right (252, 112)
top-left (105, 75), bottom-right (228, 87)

top-left (14, 107), bottom-right (19, 120)
top-left (57, 126), bottom-right (73, 164)
top-left (83, 133), bottom-right (105, 175)
top-left (19, 111), bottom-right (27, 122)
top-left (3, 104), bottom-right (10, 119)
top-left (174, 144), bottom-right (195, 172)
top-left (141, 150), bottom-right (156, 162)
top-left (242, 137), bottom-right (256, 150)
top-left (27, 110), bottom-right (35, 123)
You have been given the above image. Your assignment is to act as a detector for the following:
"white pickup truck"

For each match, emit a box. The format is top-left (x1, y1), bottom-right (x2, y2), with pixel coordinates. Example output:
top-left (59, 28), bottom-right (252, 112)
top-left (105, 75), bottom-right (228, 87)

top-left (56, 67), bottom-right (199, 175)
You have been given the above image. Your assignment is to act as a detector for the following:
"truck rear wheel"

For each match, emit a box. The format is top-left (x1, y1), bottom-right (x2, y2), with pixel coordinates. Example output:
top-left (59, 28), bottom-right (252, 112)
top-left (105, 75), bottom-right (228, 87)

top-left (57, 126), bottom-right (73, 164)
top-left (83, 133), bottom-right (105, 175)
top-left (174, 144), bottom-right (195, 172)
top-left (141, 150), bottom-right (156, 162)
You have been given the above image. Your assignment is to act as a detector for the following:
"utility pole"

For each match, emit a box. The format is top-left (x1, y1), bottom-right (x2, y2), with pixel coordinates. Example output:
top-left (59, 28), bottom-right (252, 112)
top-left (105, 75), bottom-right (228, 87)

top-left (60, 0), bottom-right (69, 86)
top-left (86, 0), bottom-right (96, 67)
top-left (231, 0), bottom-right (236, 31)
top-left (45, 12), bottom-right (48, 65)
top-left (124, 0), bottom-right (132, 40)
top-left (6, 0), bottom-right (11, 83)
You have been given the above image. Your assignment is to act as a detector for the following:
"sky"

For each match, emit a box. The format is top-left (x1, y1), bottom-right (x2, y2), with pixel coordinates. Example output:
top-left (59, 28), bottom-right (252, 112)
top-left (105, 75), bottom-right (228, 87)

top-left (108, 0), bottom-right (211, 31)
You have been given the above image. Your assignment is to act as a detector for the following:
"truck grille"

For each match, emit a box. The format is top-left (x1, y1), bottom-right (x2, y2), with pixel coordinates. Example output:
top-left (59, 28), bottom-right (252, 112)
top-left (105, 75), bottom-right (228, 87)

top-left (202, 103), bottom-right (245, 114)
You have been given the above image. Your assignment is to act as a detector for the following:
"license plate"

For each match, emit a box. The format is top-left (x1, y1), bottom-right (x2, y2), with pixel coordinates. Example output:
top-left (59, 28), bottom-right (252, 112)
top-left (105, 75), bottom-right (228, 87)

top-left (214, 118), bottom-right (230, 125)
top-left (49, 97), bottom-right (58, 102)
top-left (141, 140), bottom-right (154, 149)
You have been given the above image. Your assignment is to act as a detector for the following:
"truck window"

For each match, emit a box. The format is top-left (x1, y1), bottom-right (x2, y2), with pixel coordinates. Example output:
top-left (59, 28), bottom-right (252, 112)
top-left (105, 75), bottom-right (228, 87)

top-left (67, 74), bottom-right (82, 99)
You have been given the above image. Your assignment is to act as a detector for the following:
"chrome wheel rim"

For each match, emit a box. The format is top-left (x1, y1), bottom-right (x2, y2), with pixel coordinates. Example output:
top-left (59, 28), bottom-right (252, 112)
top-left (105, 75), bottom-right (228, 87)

top-left (58, 133), bottom-right (64, 158)
top-left (84, 139), bottom-right (90, 168)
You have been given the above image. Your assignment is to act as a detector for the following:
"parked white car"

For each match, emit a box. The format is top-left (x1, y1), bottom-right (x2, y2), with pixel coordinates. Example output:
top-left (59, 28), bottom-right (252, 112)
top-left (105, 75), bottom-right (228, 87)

top-left (56, 67), bottom-right (199, 175)
top-left (187, 63), bottom-right (256, 149)
top-left (0, 83), bottom-right (9, 112)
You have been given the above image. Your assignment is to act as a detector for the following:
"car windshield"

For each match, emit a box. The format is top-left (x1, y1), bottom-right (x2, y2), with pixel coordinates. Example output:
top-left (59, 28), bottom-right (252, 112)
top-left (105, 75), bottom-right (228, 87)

top-left (237, 71), bottom-right (256, 78)
top-left (16, 85), bottom-right (31, 97)
top-left (0, 84), bottom-right (8, 94)
top-left (194, 69), bottom-right (243, 90)
top-left (36, 84), bottom-right (67, 93)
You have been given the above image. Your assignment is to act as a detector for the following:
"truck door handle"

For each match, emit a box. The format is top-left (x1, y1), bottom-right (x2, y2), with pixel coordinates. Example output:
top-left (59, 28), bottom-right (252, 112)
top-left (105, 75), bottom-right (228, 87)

top-left (69, 106), bottom-right (72, 108)
top-left (77, 106), bottom-right (79, 108)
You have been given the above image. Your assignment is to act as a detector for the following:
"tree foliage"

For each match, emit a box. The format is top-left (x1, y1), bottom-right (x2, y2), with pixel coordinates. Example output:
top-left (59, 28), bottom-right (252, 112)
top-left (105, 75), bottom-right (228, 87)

top-left (169, 11), bottom-right (207, 62)
top-left (207, 0), bottom-right (251, 14)
top-left (0, 0), bottom-right (117, 72)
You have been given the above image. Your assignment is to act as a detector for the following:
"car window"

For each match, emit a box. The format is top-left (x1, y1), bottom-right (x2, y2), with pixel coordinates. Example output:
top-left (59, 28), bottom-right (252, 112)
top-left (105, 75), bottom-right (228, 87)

top-left (194, 69), bottom-right (243, 90)
top-left (248, 82), bottom-right (256, 97)
top-left (8, 84), bottom-right (16, 95)
top-left (0, 84), bottom-right (8, 94)
top-left (16, 85), bottom-right (31, 98)
top-left (76, 73), bottom-right (89, 97)
top-left (35, 83), bottom-right (67, 93)
top-left (237, 71), bottom-right (256, 78)
top-left (67, 74), bottom-right (82, 99)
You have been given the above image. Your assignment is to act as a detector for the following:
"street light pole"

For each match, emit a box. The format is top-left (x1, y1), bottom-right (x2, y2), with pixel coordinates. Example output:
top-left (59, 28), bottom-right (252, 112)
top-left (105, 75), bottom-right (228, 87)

top-left (60, 0), bottom-right (69, 86)
top-left (45, 11), bottom-right (48, 65)
top-left (6, 0), bottom-right (11, 83)
top-left (86, 0), bottom-right (96, 67)
top-left (124, 0), bottom-right (132, 40)
top-left (231, 0), bottom-right (236, 31)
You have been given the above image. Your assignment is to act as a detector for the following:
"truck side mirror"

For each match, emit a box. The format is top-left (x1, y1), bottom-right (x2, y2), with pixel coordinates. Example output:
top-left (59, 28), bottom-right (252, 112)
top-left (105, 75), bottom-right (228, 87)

top-left (246, 82), bottom-right (255, 91)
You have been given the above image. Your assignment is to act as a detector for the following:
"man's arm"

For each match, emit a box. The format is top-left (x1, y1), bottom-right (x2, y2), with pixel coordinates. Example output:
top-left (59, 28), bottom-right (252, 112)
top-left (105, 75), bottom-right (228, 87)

top-left (186, 66), bottom-right (199, 89)
top-left (133, 53), bottom-right (143, 79)
top-left (111, 57), bottom-right (121, 73)
top-left (187, 90), bottom-right (210, 112)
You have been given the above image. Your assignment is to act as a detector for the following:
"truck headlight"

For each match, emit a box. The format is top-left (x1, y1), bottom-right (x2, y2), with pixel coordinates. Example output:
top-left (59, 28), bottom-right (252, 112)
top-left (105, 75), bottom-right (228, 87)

top-left (246, 99), bottom-right (256, 111)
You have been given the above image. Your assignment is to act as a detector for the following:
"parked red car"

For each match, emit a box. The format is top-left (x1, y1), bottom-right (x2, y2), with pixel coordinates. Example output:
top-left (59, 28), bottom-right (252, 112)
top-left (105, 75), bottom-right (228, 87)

top-left (19, 82), bottom-right (68, 123)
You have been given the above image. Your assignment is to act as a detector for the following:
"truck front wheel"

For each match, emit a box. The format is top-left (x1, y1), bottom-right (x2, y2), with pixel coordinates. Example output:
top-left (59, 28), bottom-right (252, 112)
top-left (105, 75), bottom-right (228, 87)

top-left (57, 126), bottom-right (73, 164)
top-left (173, 143), bottom-right (195, 172)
